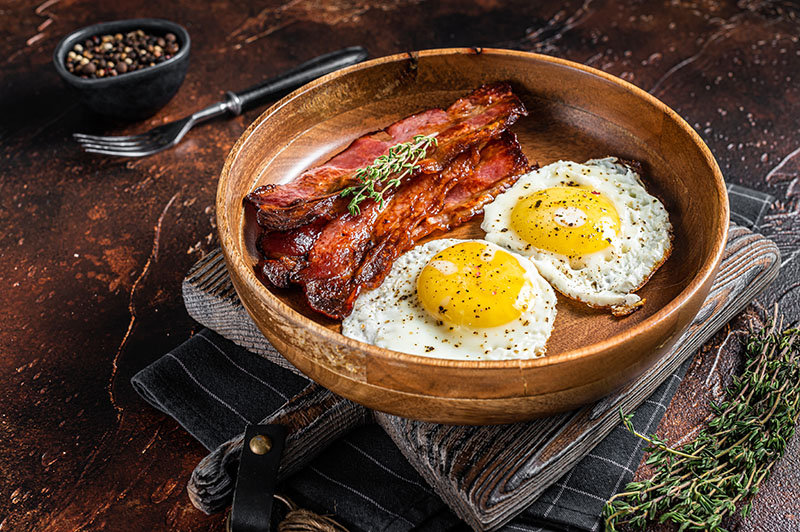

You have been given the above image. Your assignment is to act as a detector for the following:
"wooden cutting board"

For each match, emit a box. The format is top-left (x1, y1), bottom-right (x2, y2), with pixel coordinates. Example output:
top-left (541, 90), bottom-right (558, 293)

top-left (184, 223), bottom-right (778, 531)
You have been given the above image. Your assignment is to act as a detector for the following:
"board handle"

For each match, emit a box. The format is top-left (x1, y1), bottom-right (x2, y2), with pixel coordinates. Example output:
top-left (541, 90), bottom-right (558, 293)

top-left (188, 383), bottom-right (370, 514)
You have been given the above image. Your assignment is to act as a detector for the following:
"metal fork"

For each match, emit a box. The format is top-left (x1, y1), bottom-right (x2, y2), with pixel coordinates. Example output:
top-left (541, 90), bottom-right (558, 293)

top-left (74, 46), bottom-right (368, 158)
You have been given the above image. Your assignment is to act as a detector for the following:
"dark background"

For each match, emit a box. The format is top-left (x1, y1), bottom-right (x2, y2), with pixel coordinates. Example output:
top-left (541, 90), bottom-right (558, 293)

top-left (1, 1), bottom-right (798, 530)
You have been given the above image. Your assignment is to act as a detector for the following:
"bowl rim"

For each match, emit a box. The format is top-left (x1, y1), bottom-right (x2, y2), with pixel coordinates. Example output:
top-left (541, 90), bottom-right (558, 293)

top-left (52, 18), bottom-right (191, 87)
top-left (218, 47), bottom-right (729, 371)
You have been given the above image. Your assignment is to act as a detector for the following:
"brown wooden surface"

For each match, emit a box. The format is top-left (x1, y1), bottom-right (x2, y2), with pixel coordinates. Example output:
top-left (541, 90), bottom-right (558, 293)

top-left (183, 223), bottom-right (777, 531)
top-left (219, 49), bottom-right (728, 423)
top-left (1, 1), bottom-right (798, 530)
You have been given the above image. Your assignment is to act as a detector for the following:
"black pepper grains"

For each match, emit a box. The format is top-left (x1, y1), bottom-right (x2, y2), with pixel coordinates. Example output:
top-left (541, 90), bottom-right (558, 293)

top-left (64, 29), bottom-right (180, 79)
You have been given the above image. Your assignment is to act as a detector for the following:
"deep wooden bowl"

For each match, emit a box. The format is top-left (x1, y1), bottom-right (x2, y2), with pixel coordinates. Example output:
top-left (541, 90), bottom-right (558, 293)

top-left (217, 48), bottom-right (728, 424)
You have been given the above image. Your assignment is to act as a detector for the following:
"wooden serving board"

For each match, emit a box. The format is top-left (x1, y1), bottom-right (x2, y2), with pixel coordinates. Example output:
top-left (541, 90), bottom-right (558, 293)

top-left (184, 223), bottom-right (778, 531)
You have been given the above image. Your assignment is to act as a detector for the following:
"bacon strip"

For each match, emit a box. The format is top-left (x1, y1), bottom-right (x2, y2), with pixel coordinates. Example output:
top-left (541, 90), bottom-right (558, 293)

top-left (256, 219), bottom-right (326, 287)
top-left (251, 83), bottom-right (531, 318)
top-left (412, 132), bottom-right (531, 238)
top-left (246, 110), bottom-right (449, 231)
top-left (246, 82), bottom-right (527, 231)
top-left (256, 147), bottom-right (477, 298)
top-left (264, 133), bottom-right (528, 318)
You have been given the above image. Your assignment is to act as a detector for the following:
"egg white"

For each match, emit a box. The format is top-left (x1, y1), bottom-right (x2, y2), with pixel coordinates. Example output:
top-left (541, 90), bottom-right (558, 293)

top-left (341, 238), bottom-right (557, 360)
top-left (481, 158), bottom-right (672, 315)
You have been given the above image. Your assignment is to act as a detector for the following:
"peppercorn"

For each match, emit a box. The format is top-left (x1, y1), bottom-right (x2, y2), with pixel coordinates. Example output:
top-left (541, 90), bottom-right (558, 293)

top-left (64, 29), bottom-right (180, 79)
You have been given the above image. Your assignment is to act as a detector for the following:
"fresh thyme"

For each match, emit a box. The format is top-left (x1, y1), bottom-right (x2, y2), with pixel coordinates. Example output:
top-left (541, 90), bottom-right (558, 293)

top-left (603, 312), bottom-right (800, 532)
top-left (340, 133), bottom-right (438, 215)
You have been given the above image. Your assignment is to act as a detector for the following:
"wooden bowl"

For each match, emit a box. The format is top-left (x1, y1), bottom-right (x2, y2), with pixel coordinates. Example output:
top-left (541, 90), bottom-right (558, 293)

top-left (217, 48), bottom-right (728, 424)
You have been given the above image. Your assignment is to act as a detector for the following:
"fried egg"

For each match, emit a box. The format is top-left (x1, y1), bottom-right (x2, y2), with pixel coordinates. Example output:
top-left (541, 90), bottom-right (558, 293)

top-left (341, 239), bottom-right (557, 360)
top-left (481, 158), bottom-right (672, 315)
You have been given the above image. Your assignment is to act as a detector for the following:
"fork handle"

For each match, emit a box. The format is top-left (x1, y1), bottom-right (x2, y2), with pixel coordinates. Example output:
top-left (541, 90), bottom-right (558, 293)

top-left (223, 46), bottom-right (369, 115)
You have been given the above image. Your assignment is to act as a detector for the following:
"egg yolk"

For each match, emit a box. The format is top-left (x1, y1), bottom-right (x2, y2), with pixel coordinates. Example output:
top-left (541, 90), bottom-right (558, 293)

top-left (416, 242), bottom-right (530, 328)
top-left (510, 185), bottom-right (620, 257)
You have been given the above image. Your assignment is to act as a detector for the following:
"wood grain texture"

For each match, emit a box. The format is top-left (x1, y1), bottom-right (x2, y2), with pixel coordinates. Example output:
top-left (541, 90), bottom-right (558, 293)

top-left (183, 223), bottom-right (778, 530)
top-left (2, 1), bottom-right (798, 530)
top-left (184, 248), bottom-right (304, 376)
top-left (217, 49), bottom-right (730, 423)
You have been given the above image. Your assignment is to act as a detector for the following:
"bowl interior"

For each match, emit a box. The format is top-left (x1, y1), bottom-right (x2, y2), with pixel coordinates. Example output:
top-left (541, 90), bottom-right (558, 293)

top-left (223, 49), bottom-right (726, 365)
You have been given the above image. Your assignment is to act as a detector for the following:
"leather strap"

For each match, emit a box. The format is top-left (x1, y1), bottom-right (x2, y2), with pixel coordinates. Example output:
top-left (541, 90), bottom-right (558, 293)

top-left (229, 424), bottom-right (287, 532)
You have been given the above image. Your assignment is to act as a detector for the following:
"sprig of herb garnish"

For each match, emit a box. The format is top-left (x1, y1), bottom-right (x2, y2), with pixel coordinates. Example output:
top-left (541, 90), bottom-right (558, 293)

top-left (340, 133), bottom-right (438, 215)
top-left (603, 311), bottom-right (799, 532)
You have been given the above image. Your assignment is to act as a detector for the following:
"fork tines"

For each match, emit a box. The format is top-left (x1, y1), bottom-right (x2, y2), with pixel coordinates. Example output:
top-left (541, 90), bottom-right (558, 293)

top-left (73, 131), bottom-right (169, 157)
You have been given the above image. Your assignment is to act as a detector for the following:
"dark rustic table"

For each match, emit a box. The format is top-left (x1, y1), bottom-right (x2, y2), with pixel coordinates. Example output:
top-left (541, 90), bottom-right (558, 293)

top-left (2, 1), bottom-right (798, 531)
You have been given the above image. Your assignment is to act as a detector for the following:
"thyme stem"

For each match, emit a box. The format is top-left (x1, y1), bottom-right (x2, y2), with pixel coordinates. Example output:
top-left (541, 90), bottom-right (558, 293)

top-left (339, 133), bottom-right (438, 215)
top-left (622, 412), bottom-right (700, 459)
top-left (603, 309), bottom-right (800, 532)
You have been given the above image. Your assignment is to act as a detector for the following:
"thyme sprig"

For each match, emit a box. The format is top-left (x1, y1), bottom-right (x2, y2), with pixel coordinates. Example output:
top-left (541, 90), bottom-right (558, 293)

top-left (340, 133), bottom-right (438, 215)
top-left (603, 311), bottom-right (800, 532)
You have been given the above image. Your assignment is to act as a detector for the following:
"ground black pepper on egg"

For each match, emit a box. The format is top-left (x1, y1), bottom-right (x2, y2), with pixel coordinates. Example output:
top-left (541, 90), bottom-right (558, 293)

top-left (64, 29), bottom-right (180, 79)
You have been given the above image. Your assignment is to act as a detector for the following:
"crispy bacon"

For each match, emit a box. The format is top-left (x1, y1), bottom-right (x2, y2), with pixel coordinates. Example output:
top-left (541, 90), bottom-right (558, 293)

top-left (246, 109), bottom-right (449, 231)
top-left (294, 196), bottom-right (386, 316)
top-left (246, 82), bottom-right (527, 231)
top-left (260, 134), bottom-right (528, 318)
top-left (412, 131), bottom-right (532, 237)
top-left (256, 219), bottom-right (326, 287)
top-left (250, 83), bottom-right (531, 318)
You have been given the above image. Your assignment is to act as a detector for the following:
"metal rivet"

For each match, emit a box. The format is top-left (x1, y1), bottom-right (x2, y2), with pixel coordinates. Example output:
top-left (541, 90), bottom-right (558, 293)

top-left (249, 434), bottom-right (272, 455)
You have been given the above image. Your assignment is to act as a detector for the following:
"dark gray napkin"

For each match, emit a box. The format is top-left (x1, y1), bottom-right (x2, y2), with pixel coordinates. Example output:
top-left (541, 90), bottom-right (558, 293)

top-left (132, 184), bottom-right (772, 532)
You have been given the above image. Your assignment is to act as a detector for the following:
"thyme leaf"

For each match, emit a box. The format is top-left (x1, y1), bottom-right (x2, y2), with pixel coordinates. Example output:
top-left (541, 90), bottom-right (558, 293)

top-left (339, 133), bottom-right (438, 215)
top-left (603, 307), bottom-right (800, 532)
